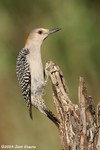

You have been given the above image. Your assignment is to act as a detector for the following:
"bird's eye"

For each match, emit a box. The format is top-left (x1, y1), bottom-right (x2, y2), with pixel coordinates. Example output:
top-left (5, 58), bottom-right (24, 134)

top-left (38, 30), bottom-right (43, 34)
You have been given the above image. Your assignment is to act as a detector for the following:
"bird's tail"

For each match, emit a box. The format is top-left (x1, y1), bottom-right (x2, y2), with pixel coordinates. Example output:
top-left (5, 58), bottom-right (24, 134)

top-left (44, 109), bottom-right (60, 128)
top-left (31, 96), bottom-right (60, 127)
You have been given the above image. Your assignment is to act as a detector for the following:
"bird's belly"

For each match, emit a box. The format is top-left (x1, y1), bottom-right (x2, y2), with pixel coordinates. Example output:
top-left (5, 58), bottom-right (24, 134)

top-left (28, 53), bottom-right (45, 96)
top-left (31, 77), bottom-right (45, 96)
top-left (31, 64), bottom-right (45, 96)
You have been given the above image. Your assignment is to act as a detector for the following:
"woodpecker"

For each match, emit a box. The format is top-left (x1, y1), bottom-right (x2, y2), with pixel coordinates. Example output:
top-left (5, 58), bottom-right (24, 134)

top-left (16, 28), bottom-right (60, 127)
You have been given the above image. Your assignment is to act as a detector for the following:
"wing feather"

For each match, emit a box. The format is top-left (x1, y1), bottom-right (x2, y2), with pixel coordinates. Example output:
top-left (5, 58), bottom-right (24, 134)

top-left (16, 48), bottom-right (33, 119)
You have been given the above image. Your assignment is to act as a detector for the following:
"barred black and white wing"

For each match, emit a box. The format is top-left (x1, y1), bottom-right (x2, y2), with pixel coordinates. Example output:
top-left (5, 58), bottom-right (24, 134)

top-left (16, 48), bottom-right (33, 119)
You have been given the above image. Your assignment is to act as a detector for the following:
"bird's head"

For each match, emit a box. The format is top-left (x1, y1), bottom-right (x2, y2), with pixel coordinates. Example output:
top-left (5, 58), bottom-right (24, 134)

top-left (25, 28), bottom-right (61, 48)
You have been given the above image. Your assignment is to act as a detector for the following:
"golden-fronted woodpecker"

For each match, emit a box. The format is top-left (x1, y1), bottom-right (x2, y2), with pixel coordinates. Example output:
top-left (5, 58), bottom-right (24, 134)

top-left (16, 28), bottom-right (60, 127)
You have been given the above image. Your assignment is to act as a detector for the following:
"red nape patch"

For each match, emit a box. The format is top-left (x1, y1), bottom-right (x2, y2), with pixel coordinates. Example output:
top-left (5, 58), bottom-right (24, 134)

top-left (25, 33), bottom-right (30, 44)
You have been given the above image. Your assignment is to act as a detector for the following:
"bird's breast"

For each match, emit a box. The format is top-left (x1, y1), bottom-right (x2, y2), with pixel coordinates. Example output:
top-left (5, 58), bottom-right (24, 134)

top-left (27, 50), bottom-right (45, 96)
top-left (30, 62), bottom-right (45, 96)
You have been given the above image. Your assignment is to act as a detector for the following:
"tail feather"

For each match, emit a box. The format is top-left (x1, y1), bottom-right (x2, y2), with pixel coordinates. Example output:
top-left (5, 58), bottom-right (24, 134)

top-left (44, 109), bottom-right (60, 127)
top-left (30, 96), bottom-right (60, 127)
top-left (29, 104), bottom-right (33, 120)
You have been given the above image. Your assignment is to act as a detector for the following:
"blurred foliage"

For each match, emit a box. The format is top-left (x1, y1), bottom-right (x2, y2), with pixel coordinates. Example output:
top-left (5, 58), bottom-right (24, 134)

top-left (0, 0), bottom-right (100, 150)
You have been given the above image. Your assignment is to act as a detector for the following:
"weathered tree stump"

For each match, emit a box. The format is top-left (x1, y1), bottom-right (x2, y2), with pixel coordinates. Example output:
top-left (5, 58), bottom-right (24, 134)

top-left (45, 61), bottom-right (100, 150)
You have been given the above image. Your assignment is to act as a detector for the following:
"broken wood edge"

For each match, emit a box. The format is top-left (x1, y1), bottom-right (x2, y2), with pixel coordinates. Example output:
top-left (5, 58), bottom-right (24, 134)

top-left (45, 61), bottom-right (100, 150)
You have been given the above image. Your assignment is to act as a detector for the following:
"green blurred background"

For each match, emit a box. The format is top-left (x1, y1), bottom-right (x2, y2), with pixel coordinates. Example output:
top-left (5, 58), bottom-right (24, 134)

top-left (0, 0), bottom-right (100, 149)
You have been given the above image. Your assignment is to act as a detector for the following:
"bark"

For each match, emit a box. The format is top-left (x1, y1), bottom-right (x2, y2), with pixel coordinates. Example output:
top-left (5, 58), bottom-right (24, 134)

top-left (45, 61), bottom-right (100, 150)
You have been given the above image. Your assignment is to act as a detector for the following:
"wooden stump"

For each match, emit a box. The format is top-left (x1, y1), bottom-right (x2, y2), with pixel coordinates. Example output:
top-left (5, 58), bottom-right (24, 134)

top-left (45, 61), bottom-right (100, 150)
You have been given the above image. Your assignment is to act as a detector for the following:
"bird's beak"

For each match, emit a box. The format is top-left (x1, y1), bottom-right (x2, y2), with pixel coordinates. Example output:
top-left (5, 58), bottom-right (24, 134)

top-left (48, 28), bottom-right (61, 35)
